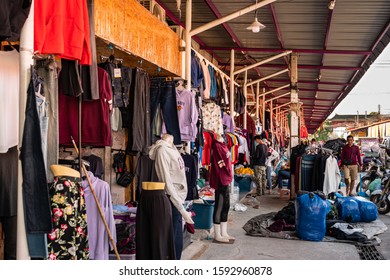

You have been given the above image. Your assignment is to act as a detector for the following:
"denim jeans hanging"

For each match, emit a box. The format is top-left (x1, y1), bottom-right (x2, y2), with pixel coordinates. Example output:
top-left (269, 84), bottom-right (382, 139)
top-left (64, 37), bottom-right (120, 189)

top-left (20, 78), bottom-right (52, 234)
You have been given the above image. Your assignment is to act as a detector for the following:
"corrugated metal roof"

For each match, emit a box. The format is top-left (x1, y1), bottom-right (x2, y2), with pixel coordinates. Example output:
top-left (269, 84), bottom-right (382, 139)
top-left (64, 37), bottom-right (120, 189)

top-left (156, 0), bottom-right (390, 133)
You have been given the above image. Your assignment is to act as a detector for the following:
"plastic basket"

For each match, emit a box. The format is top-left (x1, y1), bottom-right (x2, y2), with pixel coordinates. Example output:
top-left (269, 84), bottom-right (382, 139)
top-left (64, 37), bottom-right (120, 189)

top-left (235, 176), bottom-right (252, 193)
top-left (192, 200), bottom-right (214, 230)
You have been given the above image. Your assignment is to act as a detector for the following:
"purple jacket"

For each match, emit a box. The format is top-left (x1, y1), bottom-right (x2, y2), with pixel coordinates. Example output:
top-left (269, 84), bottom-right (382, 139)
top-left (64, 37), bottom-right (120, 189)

top-left (175, 89), bottom-right (199, 141)
top-left (82, 172), bottom-right (116, 260)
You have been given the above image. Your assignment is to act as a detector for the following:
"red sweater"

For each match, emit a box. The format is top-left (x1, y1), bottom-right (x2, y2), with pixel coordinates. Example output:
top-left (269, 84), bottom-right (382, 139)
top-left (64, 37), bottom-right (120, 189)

top-left (210, 139), bottom-right (233, 190)
top-left (34, 0), bottom-right (91, 65)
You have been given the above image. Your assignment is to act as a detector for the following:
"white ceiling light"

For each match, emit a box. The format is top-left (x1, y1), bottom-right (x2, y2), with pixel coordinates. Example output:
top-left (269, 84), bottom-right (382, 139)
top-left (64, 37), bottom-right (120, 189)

top-left (328, 0), bottom-right (336, 10)
top-left (246, 16), bottom-right (266, 33)
top-left (246, 1), bottom-right (265, 33)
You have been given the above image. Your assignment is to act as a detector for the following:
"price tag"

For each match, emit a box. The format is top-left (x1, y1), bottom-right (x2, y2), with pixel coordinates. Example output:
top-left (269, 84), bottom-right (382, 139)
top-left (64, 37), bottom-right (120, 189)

top-left (114, 68), bottom-right (121, 78)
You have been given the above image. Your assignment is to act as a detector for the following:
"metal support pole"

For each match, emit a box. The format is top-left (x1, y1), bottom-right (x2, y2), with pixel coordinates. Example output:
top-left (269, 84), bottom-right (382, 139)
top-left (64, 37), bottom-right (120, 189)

top-left (17, 1), bottom-right (34, 260)
top-left (290, 52), bottom-right (299, 199)
top-left (256, 82), bottom-right (259, 122)
top-left (185, 0), bottom-right (192, 91)
top-left (243, 70), bottom-right (247, 129)
top-left (230, 49), bottom-right (235, 123)
top-left (262, 88), bottom-right (265, 131)
top-left (270, 100), bottom-right (273, 145)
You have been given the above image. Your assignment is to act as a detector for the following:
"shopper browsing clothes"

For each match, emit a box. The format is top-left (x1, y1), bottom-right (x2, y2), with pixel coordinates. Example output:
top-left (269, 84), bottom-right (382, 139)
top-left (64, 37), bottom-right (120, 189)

top-left (340, 135), bottom-right (362, 196)
top-left (253, 136), bottom-right (268, 197)
top-left (277, 160), bottom-right (291, 190)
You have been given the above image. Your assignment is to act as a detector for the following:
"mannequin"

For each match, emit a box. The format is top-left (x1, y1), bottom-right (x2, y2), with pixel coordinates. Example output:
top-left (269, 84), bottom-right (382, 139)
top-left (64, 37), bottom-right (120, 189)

top-left (210, 135), bottom-right (234, 243)
top-left (47, 164), bottom-right (89, 259)
top-left (50, 164), bottom-right (81, 178)
top-left (142, 182), bottom-right (165, 190)
top-left (136, 181), bottom-right (176, 260)
top-left (148, 133), bottom-right (194, 259)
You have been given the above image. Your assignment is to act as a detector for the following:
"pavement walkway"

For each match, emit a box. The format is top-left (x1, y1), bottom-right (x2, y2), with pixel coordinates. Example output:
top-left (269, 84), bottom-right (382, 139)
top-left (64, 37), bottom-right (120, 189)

top-left (182, 190), bottom-right (390, 260)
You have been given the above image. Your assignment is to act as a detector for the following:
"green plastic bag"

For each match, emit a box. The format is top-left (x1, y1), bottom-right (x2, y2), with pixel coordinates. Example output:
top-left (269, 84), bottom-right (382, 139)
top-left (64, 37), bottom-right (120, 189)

top-left (368, 178), bottom-right (381, 192)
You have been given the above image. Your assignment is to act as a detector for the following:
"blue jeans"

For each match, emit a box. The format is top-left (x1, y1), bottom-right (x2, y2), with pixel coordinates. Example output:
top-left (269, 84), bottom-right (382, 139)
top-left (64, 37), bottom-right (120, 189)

top-left (266, 165), bottom-right (273, 189)
top-left (171, 201), bottom-right (183, 260)
top-left (150, 78), bottom-right (181, 145)
top-left (35, 57), bottom-right (58, 182)
top-left (278, 170), bottom-right (291, 189)
top-left (20, 79), bottom-right (52, 234)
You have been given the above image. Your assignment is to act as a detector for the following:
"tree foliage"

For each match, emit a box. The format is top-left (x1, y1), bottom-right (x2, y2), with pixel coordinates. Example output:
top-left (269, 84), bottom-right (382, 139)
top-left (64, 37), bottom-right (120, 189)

top-left (314, 120), bottom-right (332, 141)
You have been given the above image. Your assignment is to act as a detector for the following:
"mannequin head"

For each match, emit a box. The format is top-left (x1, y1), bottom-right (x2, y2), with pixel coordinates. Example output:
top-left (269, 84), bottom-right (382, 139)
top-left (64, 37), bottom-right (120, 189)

top-left (161, 134), bottom-right (174, 145)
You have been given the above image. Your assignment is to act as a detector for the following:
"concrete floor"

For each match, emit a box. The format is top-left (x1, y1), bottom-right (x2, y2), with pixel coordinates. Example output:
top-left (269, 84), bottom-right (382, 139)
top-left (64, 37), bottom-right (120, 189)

top-left (182, 191), bottom-right (390, 260)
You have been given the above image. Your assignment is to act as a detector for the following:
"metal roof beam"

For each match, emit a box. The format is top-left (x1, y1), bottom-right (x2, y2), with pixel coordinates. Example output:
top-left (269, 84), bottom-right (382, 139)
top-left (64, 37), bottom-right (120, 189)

top-left (333, 19), bottom-right (390, 109)
top-left (260, 84), bottom-right (290, 97)
top-left (247, 69), bottom-right (289, 87)
top-left (264, 91), bottom-right (291, 102)
top-left (261, 79), bottom-right (350, 86)
top-left (223, 63), bottom-right (361, 71)
top-left (233, 51), bottom-right (292, 75)
top-left (268, 87), bottom-right (341, 93)
top-left (202, 0), bottom-right (270, 86)
top-left (277, 96), bottom-right (335, 102)
top-left (190, 0), bottom-right (277, 36)
top-left (155, 0), bottom-right (224, 62)
top-left (201, 46), bottom-right (371, 55)
top-left (274, 102), bottom-right (292, 110)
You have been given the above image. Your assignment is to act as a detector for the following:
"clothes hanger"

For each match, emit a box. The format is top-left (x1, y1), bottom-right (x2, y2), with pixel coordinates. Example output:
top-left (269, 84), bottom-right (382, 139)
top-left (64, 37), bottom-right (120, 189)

top-left (176, 80), bottom-right (185, 91)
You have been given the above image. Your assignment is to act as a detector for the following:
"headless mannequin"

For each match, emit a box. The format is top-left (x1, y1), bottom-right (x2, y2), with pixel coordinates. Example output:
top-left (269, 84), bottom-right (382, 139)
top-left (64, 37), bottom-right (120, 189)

top-left (142, 182), bottom-right (165, 190)
top-left (162, 133), bottom-right (174, 144)
top-left (212, 135), bottom-right (235, 243)
top-left (159, 134), bottom-right (193, 224)
top-left (50, 164), bottom-right (80, 178)
top-left (150, 133), bottom-right (193, 259)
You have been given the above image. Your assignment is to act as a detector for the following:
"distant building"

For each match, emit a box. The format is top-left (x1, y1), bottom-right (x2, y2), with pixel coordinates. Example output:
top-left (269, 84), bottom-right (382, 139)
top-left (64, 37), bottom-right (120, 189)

top-left (328, 114), bottom-right (390, 140)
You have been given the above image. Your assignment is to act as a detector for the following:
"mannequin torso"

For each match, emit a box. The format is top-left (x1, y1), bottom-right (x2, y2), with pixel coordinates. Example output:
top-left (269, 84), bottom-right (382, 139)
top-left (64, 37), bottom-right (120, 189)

top-left (142, 182), bottom-right (165, 190)
top-left (50, 164), bottom-right (80, 178)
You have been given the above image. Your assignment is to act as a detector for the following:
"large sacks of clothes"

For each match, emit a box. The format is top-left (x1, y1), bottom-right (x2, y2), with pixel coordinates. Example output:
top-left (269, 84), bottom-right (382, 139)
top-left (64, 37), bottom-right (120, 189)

top-left (335, 196), bottom-right (378, 223)
top-left (335, 197), bottom-right (361, 222)
top-left (296, 192), bottom-right (329, 241)
top-left (353, 196), bottom-right (378, 222)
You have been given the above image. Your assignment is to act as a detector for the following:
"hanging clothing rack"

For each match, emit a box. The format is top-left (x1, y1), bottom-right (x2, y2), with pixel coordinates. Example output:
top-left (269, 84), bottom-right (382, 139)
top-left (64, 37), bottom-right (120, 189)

top-left (305, 146), bottom-right (335, 155)
top-left (191, 48), bottom-right (240, 87)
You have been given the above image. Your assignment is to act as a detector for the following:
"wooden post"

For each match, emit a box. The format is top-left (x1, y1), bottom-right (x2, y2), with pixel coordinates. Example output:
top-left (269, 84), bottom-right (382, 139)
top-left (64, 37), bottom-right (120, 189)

top-left (290, 53), bottom-right (299, 199)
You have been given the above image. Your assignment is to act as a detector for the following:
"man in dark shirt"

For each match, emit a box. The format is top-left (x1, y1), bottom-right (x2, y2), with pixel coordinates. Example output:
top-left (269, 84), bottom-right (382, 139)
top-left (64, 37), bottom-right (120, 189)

top-left (253, 136), bottom-right (268, 196)
top-left (340, 135), bottom-right (362, 196)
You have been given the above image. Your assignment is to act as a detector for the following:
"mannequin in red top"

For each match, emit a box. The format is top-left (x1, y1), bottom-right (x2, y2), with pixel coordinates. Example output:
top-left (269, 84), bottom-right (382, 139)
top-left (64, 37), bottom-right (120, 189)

top-left (210, 135), bottom-right (234, 243)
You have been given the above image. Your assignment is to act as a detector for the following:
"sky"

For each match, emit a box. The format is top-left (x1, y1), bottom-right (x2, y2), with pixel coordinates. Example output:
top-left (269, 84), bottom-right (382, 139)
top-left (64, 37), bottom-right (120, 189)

top-left (329, 44), bottom-right (390, 118)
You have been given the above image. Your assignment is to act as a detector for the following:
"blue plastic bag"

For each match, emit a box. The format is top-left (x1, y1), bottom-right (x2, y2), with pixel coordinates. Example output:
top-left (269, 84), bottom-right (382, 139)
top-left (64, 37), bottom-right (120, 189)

top-left (296, 193), bottom-right (329, 241)
top-left (335, 197), bottom-right (361, 222)
top-left (352, 196), bottom-right (378, 222)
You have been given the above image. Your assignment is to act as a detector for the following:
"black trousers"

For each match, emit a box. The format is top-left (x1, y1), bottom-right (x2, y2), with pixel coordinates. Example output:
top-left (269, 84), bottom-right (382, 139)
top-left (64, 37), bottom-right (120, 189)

top-left (0, 216), bottom-right (17, 260)
top-left (213, 185), bottom-right (230, 224)
top-left (135, 190), bottom-right (175, 260)
top-left (127, 68), bottom-right (150, 155)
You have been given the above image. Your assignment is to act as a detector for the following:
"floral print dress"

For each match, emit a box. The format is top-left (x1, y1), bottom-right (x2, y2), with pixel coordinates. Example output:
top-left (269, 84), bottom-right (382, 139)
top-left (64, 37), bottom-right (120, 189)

top-left (47, 176), bottom-right (89, 260)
